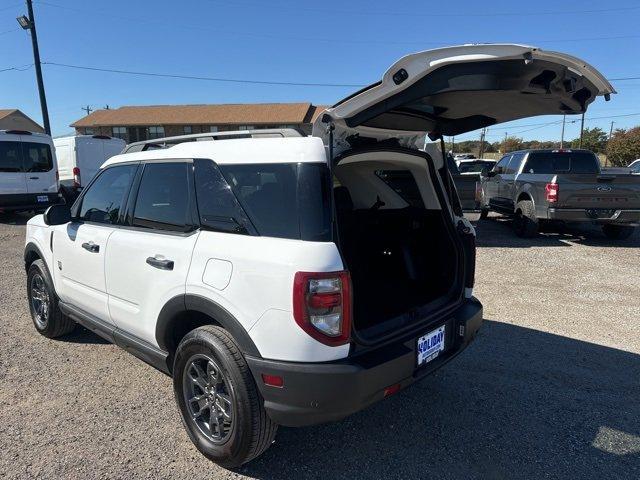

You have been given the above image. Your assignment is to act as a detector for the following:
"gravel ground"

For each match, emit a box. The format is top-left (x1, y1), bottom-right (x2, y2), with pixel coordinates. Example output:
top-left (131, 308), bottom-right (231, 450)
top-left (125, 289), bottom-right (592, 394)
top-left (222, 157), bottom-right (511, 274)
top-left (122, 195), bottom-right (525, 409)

top-left (0, 212), bottom-right (639, 479)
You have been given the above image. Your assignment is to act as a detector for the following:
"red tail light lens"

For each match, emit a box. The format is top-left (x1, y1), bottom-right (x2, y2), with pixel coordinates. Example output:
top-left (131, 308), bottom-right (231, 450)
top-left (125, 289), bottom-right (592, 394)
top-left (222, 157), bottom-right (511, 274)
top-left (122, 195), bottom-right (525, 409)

top-left (293, 271), bottom-right (351, 346)
top-left (545, 182), bottom-right (559, 203)
top-left (72, 167), bottom-right (81, 188)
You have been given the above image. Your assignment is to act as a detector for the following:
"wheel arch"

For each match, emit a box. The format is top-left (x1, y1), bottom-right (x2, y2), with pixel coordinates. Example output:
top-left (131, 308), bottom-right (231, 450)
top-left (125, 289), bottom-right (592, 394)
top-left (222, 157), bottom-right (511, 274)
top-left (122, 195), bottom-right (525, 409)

top-left (156, 294), bottom-right (261, 369)
top-left (515, 188), bottom-right (535, 210)
top-left (24, 241), bottom-right (45, 271)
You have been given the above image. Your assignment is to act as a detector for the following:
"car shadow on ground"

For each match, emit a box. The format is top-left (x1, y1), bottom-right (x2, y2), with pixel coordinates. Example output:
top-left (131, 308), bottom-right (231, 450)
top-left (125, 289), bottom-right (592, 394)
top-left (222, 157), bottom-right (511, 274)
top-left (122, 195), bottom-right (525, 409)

top-left (468, 213), bottom-right (640, 249)
top-left (241, 320), bottom-right (640, 480)
top-left (61, 325), bottom-right (110, 344)
top-left (0, 211), bottom-right (34, 226)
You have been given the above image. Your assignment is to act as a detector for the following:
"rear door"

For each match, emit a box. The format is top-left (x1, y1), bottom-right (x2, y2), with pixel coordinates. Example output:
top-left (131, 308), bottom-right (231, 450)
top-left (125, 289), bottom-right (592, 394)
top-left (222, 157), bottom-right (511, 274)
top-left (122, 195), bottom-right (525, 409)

top-left (22, 138), bottom-right (57, 195)
top-left (313, 44), bottom-right (614, 151)
top-left (485, 155), bottom-right (510, 208)
top-left (500, 152), bottom-right (525, 207)
top-left (53, 163), bottom-right (138, 321)
top-left (0, 138), bottom-right (27, 194)
top-left (105, 161), bottom-right (199, 344)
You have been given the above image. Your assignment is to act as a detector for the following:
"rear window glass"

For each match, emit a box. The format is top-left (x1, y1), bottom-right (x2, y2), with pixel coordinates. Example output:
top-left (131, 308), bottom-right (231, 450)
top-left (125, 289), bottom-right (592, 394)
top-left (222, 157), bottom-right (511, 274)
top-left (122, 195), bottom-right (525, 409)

top-left (0, 141), bottom-right (22, 172)
top-left (523, 151), bottom-right (600, 174)
top-left (458, 161), bottom-right (495, 174)
top-left (374, 170), bottom-right (425, 208)
top-left (220, 162), bottom-right (331, 241)
top-left (22, 142), bottom-right (53, 172)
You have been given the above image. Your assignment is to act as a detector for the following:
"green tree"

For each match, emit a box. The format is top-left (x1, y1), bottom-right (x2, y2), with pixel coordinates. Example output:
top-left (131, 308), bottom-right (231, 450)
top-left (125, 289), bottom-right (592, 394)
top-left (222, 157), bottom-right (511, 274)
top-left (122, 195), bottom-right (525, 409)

top-left (501, 136), bottom-right (523, 153)
top-left (606, 127), bottom-right (640, 166)
top-left (570, 127), bottom-right (608, 153)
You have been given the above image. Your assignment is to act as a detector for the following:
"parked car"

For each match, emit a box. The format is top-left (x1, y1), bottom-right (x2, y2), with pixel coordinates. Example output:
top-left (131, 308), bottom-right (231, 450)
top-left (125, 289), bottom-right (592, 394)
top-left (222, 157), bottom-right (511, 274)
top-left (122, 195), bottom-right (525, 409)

top-left (454, 153), bottom-right (476, 162)
top-left (0, 129), bottom-right (61, 213)
top-left (629, 159), bottom-right (640, 173)
top-left (447, 154), bottom-right (480, 210)
top-left (478, 149), bottom-right (640, 238)
top-left (54, 135), bottom-right (125, 202)
top-left (458, 159), bottom-right (496, 175)
top-left (24, 43), bottom-right (613, 467)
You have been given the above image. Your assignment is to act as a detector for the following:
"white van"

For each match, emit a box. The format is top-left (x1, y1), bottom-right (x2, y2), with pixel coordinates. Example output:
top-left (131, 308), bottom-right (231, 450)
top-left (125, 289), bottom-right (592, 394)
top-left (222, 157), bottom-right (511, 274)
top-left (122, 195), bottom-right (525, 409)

top-left (0, 130), bottom-right (61, 213)
top-left (54, 135), bottom-right (125, 194)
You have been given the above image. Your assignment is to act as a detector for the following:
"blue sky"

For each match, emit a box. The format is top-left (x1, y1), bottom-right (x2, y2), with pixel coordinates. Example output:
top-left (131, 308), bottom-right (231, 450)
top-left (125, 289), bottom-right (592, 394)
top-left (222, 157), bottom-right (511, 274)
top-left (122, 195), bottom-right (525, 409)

top-left (1, 0), bottom-right (640, 142)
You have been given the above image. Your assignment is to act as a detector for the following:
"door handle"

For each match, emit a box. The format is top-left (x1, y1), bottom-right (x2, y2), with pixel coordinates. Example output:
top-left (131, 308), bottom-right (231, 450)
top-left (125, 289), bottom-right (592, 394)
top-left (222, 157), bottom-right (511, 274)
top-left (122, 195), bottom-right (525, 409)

top-left (146, 256), bottom-right (174, 270)
top-left (81, 241), bottom-right (99, 253)
top-left (29, 176), bottom-right (40, 180)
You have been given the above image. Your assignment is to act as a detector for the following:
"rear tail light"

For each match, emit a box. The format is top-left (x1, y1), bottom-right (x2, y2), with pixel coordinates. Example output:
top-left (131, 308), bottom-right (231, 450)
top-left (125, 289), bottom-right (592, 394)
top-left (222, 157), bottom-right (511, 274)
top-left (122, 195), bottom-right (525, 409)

top-left (293, 271), bottom-right (351, 346)
top-left (474, 181), bottom-right (483, 202)
top-left (545, 182), bottom-right (559, 203)
top-left (72, 167), bottom-right (81, 188)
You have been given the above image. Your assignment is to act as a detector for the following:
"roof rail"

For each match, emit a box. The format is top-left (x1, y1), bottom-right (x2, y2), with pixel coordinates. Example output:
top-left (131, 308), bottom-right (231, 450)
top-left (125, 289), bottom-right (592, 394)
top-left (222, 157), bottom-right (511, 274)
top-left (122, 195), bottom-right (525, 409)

top-left (121, 128), bottom-right (304, 153)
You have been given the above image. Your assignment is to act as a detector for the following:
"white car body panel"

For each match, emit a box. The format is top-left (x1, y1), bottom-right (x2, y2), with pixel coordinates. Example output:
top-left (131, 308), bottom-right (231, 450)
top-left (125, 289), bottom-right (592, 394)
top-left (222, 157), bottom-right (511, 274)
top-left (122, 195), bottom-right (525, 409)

top-left (0, 131), bottom-right (58, 196)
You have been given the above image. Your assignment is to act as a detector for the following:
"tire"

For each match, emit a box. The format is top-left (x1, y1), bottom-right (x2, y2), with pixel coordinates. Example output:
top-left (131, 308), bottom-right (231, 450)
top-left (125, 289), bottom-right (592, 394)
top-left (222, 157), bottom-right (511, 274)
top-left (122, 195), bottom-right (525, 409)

top-left (173, 325), bottom-right (277, 468)
top-left (513, 200), bottom-right (538, 238)
top-left (602, 224), bottom-right (635, 240)
top-left (479, 208), bottom-right (489, 220)
top-left (27, 259), bottom-right (75, 338)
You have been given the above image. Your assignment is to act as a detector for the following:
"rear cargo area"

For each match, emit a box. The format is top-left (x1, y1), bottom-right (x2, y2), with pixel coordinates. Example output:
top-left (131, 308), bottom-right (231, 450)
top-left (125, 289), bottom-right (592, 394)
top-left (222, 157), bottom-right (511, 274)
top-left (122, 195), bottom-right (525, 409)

top-left (333, 150), bottom-right (461, 339)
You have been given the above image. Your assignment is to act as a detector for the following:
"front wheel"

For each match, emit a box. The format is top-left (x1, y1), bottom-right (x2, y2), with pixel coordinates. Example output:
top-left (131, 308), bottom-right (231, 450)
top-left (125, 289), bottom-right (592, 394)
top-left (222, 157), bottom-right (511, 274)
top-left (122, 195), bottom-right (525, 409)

top-left (27, 259), bottom-right (75, 338)
top-left (513, 200), bottom-right (538, 238)
top-left (602, 224), bottom-right (635, 240)
top-left (173, 326), bottom-right (277, 468)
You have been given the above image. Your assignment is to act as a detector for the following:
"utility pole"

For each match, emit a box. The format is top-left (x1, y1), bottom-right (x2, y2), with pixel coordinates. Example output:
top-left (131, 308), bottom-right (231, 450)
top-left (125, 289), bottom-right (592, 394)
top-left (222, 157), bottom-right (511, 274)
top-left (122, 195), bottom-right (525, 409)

top-left (451, 136), bottom-right (455, 154)
top-left (82, 105), bottom-right (93, 116)
top-left (17, 0), bottom-right (50, 135)
top-left (503, 132), bottom-right (508, 153)
top-left (478, 127), bottom-right (486, 158)
top-left (579, 112), bottom-right (585, 148)
top-left (560, 114), bottom-right (566, 149)
top-left (608, 121), bottom-right (615, 139)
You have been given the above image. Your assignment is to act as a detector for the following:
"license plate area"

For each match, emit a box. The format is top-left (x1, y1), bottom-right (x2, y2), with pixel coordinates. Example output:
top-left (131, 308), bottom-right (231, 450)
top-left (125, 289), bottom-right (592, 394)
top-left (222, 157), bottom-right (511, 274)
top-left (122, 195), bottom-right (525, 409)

top-left (416, 325), bottom-right (446, 366)
top-left (586, 208), bottom-right (615, 219)
top-left (36, 195), bottom-right (49, 203)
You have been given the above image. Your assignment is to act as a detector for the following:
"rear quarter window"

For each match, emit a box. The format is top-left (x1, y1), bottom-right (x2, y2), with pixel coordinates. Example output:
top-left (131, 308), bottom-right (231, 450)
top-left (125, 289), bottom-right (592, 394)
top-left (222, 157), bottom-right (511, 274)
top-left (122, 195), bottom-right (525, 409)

top-left (374, 170), bottom-right (425, 208)
top-left (22, 142), bottom-right (53, 172)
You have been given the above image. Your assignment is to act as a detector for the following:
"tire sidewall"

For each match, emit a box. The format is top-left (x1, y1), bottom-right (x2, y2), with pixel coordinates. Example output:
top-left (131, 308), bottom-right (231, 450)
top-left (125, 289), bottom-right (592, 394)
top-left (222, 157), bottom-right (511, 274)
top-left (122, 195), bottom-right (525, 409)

top-left (173, 330), bottom-right (255, 467)
top-left (513, 200), bottom-right (538, 237)
top-left (27, 260), bottom-right (56, 335)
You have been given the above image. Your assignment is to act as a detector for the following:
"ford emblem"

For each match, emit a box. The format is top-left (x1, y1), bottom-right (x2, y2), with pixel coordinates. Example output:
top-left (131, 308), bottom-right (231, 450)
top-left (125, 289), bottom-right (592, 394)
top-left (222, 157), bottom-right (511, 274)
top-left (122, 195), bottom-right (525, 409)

top-left (597, 186), bottom-right (612, 192)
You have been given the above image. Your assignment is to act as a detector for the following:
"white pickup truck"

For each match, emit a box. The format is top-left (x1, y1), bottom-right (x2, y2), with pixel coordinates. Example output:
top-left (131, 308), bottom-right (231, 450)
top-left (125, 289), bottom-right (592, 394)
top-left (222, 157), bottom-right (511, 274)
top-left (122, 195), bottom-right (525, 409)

top-left (23, 44), bottom-right (612, 467)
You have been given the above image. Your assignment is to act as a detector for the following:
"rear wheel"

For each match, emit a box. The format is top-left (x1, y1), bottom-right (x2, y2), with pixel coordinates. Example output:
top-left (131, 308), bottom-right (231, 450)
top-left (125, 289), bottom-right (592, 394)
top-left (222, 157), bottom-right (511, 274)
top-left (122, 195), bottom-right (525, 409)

top-left (513, 200), bottom-right (538, 238)
top-left (602, 224), bottom-right (635, 240)
top-left (27, 259), bottom-right (75, 338)
top-left (173, 326), bottom-right (277, 468)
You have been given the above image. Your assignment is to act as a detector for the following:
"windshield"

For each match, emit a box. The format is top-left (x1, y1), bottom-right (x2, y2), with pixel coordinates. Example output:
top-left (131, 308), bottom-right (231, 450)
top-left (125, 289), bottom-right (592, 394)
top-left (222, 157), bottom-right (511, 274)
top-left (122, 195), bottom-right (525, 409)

top-left (220, 162), bottom-right (332, 241)
top-left (458, 161), bottom-right (495, 174)
top-left (523, 151), bottom-right (600, 174)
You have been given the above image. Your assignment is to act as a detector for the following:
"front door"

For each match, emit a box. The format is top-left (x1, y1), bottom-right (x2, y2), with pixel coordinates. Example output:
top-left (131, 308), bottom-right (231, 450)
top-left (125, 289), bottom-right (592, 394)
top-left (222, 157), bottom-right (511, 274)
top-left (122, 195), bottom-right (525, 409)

top-left (53, 163), bottom-right (138, 322)
top-left (499, 152), bottom-right (525, 208)
top-left (105, 161), bottom-right (198, 345)
top-left (485, 155), bottom-right (510, 209)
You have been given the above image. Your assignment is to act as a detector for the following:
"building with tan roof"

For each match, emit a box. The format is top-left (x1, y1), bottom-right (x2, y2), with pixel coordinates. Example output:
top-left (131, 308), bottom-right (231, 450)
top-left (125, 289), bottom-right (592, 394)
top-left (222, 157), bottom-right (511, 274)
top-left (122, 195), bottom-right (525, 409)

top-left (71, 103), bottom-right (326, 142)
top-left (0, 109), bottom-right (44, 133)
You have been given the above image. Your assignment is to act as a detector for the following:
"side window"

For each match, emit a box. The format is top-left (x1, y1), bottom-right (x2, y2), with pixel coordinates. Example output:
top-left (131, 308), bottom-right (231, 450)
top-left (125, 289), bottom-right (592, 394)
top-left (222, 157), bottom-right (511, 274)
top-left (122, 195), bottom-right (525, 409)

top-left (22, 142), bottom-right (53, 172)
top-left (493, 155), bottom-right (511, 174)
top-left (132, 162), bottom-right (192, 232)
top-left (78, 165), bottom-right (137, 224)
top-left (193, 159), bottom-right (253, 234)
top-left (0, 141), bottom-right (22, 172)
top-left (504, 153), bottom-right (524, 174)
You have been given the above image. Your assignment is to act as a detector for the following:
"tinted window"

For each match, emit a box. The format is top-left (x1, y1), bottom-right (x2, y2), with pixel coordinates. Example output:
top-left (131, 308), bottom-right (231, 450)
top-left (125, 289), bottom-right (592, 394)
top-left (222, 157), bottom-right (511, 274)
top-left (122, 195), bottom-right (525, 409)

top-left (458, 161), bottom-right (495, 174)
top-left (220, 163), bottom-right (331, 241)
top-left (631, 162), bottom-right (640, 173)
top-left (505, 153), bottom-right (524, 174)
top-left (493, 155), bottom-right (511, 173)
top-left (194, 159), bottom-right (253, 234)
top-left (79, 165), bottom-right (136, 224)
top-left (133, 163), bottom-right (192, 232)
top-left (375, 170), bottom-right (425, 208)
top-left (0, 141), bottom-right (22, 172)
top-left (23, 142), bottom-right (53, 172)
top-left (523, 151), bottom-right (600, 174)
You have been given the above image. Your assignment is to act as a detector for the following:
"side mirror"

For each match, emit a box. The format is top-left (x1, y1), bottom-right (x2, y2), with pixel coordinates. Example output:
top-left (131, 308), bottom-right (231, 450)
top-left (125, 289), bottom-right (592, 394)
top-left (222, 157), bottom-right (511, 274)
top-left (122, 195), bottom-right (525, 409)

top-left (486, 170), bottom-right (497, 178)
top-left (43, 204), bottom-right (71, 226)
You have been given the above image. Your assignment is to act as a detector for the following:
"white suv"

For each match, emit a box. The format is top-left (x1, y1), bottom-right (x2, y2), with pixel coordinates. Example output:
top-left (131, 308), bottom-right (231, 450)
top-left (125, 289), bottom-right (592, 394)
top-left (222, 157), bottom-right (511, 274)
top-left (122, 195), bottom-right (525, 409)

top-left (23, 44), bottom-right (612, 467)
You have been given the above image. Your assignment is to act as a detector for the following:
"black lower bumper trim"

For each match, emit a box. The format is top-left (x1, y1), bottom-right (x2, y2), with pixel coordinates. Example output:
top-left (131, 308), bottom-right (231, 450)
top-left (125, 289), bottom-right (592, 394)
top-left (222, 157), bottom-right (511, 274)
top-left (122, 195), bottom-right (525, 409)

top-left (247, 298), bottom-right (483, 427)
top-left (0, 193), bottom-right (61, 211)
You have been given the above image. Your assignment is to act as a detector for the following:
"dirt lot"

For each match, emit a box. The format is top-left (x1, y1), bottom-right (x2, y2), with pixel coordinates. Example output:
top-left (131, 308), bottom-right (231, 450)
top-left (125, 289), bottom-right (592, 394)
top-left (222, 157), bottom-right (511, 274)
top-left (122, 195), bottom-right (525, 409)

top-left (0, 212), bottom-right (639, 479)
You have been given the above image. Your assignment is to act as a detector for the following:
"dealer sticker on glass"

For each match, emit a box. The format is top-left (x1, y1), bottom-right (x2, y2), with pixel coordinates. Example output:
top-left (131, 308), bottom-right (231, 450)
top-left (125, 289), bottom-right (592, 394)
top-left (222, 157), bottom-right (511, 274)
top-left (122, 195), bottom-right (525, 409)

top-left (417, 325), bottom-right (445, 366)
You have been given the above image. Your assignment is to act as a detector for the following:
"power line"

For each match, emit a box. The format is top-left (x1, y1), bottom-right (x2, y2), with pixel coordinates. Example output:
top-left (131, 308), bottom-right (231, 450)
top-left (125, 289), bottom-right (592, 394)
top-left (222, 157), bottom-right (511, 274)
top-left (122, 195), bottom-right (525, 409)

top-left (0, 63), bottom-right (34, 73)
top-left (41, 61), bottom-right (364, 87)
top-left (0, 28), bottom-right (21, 36)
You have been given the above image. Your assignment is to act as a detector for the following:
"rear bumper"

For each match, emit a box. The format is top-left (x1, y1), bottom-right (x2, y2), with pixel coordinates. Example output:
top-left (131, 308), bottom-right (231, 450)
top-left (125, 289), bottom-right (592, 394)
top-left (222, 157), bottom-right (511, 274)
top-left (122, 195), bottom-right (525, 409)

top-left (548, 208), bottom-right (640, 225)
top-left (0, 193), bottom-right (62, 212)
top-left (246, 297), bottom-right (483, 427)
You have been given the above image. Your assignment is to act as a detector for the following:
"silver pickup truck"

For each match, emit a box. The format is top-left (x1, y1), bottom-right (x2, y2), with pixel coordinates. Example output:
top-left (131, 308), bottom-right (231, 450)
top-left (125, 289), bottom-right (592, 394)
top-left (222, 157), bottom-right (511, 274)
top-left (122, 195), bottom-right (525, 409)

top-left (478, 149), bottom-right (640, 238)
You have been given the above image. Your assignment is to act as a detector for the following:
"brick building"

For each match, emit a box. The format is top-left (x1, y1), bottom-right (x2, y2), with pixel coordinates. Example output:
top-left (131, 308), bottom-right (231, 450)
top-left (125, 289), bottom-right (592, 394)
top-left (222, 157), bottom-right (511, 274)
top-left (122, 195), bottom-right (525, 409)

top-left (71, 103), bottom-right (326, 143)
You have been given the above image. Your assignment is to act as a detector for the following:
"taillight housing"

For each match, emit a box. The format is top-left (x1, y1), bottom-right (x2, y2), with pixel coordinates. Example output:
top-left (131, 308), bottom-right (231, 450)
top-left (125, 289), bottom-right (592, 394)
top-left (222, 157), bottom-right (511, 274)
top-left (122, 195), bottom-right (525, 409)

top-left (72, 167), bottom-right (81, 188)
top-left (293, 271), bottom-right (351, 346)
top-left (474, 181), bottom-right (483, 203)
top-left (545, 182), bottom-right (558, 203)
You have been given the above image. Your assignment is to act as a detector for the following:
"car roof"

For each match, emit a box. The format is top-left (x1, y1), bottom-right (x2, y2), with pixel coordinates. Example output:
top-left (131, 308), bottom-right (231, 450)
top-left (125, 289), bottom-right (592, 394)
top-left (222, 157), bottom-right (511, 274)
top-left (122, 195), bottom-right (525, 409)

top-left (103, 136), bottom-right (327, 168)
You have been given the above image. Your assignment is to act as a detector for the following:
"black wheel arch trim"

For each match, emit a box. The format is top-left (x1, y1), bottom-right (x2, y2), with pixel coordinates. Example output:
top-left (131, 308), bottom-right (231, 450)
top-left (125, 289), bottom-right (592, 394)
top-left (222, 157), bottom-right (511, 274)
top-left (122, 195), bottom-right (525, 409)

top-left (155, 294), bottom-right (261, 358)
top-left (24, 241), bottom-right (45, 269)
